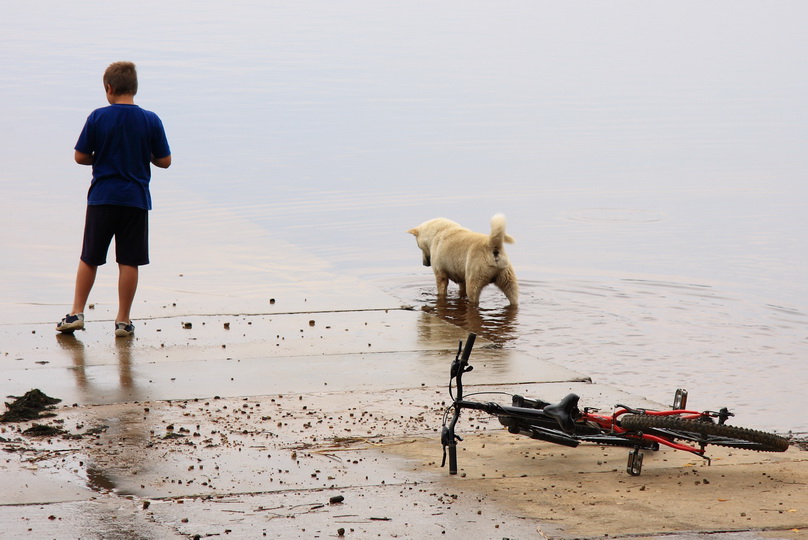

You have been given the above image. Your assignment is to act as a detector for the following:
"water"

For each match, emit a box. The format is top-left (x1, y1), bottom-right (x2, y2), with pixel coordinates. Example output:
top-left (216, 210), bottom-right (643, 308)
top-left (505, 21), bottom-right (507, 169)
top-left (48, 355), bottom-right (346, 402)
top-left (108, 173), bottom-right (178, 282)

top-left (1, 1), bottom-right (807, 432)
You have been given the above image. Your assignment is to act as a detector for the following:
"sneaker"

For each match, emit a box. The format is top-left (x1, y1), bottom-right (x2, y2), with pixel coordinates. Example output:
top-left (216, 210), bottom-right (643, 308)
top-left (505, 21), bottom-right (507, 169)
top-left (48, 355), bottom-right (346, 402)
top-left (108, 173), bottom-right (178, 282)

top-left (56, 313), bottom-right (84, 333)
top-left (114, 321), bottom-right (135, 337)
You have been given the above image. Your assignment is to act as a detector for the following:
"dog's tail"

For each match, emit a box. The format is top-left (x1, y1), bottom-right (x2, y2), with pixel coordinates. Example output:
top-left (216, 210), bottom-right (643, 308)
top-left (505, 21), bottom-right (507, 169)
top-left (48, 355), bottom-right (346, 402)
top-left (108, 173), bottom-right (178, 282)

top-left (490, 214), bottom-right (515, 248)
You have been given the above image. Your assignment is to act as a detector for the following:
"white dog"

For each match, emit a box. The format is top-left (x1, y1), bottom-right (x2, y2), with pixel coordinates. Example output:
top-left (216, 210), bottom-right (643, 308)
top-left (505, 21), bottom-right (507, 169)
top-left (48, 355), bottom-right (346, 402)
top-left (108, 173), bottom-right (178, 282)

top-left (407, 214), bottom-right (518, 306)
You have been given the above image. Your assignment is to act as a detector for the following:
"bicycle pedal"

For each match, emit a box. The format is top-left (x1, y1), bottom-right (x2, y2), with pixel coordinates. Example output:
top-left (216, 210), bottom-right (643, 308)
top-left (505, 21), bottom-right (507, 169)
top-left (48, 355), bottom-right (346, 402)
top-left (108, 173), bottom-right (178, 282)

top-left (672, 388), bottom-right (688, 409)
top-left (627, 448), bottom-right (644, 476)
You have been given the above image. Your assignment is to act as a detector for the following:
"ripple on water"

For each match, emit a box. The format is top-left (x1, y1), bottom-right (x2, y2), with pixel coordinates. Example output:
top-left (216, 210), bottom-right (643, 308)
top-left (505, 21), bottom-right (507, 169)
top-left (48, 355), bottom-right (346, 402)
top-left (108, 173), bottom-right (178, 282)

top-left (564, 208), bottom-right (666, 224)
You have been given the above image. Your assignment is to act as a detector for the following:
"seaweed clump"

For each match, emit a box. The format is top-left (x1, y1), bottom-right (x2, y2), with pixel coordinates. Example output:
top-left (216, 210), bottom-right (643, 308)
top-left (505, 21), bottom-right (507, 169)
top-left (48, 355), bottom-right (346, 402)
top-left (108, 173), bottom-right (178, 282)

top-left (23, 423), bottom-right (66, 437)
top-left (0, 389), bottom-right (62, 422)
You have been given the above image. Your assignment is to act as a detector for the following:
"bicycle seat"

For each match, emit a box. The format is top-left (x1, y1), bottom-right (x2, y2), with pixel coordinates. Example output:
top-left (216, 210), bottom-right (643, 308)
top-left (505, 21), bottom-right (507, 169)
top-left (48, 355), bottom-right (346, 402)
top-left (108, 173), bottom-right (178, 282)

top-left (542, 393), bottom-right (580, 434)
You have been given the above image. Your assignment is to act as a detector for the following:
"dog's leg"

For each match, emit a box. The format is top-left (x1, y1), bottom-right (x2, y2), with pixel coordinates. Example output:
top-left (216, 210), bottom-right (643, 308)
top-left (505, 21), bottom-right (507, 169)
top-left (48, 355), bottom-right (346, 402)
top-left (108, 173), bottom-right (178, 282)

top-left (495, 267), bottom-right (519, 306)
top-left (434, 272), bottom-right (449, 297)
top-left (458, 281), bottom-right (467, 298)
top-left (465, 279), bottom-right (483, 306)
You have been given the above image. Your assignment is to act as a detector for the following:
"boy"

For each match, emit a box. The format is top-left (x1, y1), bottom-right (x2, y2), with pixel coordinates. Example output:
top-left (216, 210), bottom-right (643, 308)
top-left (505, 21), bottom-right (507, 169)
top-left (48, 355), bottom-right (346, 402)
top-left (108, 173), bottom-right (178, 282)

top-left (57, 61), bottom-right (171, 337)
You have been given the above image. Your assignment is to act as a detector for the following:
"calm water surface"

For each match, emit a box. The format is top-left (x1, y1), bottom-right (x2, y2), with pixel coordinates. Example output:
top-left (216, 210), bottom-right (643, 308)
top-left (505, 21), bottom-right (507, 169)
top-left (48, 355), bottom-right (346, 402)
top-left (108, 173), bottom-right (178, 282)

top-left (1, 1), bottom-right (807, 432)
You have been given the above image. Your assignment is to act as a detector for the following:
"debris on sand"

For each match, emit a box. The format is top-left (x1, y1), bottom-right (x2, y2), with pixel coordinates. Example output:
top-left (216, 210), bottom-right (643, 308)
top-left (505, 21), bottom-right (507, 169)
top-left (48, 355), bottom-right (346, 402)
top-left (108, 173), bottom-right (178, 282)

top-left (23, 424), bottom-right (66, 437)
top-left (0, 389), bottom-right (61, 422)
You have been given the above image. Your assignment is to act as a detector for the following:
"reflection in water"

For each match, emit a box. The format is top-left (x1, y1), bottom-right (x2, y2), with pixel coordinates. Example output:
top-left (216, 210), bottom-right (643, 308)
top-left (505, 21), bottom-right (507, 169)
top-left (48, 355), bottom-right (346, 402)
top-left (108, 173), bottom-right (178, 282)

top-left (56, 333), bottom-right (88, 388)
top-left (54, 333), bottom-right (138, 400)
top-left (420, 296), bottom-right (519, 347)
top-left (52, 333), bottom-right (156, 537)
top-left (115, 338), bottom-right (135, 391)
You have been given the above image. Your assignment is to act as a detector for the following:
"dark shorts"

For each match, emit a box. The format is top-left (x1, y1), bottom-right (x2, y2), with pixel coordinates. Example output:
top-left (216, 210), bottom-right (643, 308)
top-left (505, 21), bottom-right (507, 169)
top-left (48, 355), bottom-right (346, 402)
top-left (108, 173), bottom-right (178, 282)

top-left (81, 205), bottom-right (149, 266)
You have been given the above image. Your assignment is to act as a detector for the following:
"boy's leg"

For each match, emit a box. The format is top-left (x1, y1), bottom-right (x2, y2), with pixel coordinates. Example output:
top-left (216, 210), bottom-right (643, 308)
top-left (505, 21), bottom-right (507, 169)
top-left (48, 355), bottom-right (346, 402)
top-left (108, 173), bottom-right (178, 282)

top-left (113, 206), bottom-right (148, 332)
top-left (116, 264), bottom-right (139, 325)
top-left (68, 204), bottom-right (112, 317)
top-left (57, 259), bottom-right (97, 332)
top-left (71, 259), bottom-right (98, 315)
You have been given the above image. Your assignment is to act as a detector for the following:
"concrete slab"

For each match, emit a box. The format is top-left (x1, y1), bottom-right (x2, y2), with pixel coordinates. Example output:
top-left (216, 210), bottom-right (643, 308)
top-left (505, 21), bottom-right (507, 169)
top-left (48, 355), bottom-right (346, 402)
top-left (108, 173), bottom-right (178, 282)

top-left (2, 309), bottom-right (590, 407)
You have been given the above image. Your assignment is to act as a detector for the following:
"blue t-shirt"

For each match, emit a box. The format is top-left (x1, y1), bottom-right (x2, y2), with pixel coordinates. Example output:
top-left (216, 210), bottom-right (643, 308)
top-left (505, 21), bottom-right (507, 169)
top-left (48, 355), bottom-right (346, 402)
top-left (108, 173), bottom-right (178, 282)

top-left (75, 104), bottom-right (171, 210)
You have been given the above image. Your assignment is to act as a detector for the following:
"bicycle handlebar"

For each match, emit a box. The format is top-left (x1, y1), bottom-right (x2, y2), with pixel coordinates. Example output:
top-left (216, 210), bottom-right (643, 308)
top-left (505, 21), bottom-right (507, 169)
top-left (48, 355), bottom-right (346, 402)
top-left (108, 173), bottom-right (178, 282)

top-left (443, 333), bottom-right (477, 474)
top-left (460, 333), bottom-right (476, 362)
top-left (450, 333), bottom-right (476, 401)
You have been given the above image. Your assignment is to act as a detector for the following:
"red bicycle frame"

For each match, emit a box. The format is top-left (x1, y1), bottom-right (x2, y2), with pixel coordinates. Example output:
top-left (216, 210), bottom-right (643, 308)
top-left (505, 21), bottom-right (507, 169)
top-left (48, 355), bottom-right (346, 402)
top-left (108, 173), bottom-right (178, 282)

top-left (581, 408), bottom-right (712, 456)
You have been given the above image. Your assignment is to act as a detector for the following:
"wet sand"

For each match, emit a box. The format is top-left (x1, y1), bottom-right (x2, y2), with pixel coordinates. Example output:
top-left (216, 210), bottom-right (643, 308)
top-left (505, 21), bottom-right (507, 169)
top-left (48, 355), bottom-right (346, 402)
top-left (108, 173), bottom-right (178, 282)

top-left (1, 207), bottom-right (806, 539)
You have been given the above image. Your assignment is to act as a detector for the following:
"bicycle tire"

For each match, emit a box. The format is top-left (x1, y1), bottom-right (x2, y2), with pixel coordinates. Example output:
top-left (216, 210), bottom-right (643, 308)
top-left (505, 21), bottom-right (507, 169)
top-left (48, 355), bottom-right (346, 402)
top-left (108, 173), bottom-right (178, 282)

top-left (620, 414), bottom-right (790, 452)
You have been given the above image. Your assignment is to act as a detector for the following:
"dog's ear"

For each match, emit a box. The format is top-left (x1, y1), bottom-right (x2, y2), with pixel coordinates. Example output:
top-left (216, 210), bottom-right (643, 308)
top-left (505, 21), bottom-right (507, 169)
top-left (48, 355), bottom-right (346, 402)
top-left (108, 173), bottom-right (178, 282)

top-left (407, 227), bottom-right (419, 237)
top-left (504, 234), bottom-right (515, 244)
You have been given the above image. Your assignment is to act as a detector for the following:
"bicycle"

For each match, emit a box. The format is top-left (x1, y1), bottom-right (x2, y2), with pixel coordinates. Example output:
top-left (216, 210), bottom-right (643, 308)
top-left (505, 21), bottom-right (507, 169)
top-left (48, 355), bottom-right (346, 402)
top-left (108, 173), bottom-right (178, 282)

top-left (441, 333), bottom-right (790, 476)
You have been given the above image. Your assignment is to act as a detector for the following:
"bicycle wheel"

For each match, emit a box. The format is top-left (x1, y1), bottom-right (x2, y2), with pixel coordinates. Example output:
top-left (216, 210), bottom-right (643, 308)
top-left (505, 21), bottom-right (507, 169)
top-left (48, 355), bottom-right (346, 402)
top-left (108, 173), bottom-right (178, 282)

top-left (620, 414), bottom-right (790, 452)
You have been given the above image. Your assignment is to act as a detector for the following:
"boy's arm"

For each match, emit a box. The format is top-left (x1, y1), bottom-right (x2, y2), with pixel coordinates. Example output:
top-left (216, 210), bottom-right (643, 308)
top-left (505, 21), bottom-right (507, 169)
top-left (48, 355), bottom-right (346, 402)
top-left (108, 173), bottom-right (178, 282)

top-left (75, 150), bottom-right (93, 165)
top-left (152, 154), bottom-right (172, 169)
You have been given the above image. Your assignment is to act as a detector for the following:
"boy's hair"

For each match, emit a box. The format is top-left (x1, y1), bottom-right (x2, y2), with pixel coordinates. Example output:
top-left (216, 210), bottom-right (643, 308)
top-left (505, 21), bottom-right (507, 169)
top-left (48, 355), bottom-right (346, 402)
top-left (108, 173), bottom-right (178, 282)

top-left (103, 61), bottom-right (138, 96)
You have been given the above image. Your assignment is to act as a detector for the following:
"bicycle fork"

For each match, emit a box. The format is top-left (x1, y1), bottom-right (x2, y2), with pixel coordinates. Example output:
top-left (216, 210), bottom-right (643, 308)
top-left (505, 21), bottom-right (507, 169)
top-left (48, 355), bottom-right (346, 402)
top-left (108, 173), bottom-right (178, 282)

top-left (441, 426), bottom-right (462, 475)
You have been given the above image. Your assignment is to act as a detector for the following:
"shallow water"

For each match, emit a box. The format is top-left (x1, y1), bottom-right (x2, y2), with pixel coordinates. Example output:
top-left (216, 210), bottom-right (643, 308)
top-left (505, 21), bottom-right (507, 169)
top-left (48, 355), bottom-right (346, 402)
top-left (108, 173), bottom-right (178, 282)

top-left (2, 1), bottom-right (807, 433)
